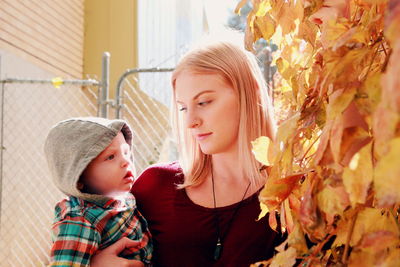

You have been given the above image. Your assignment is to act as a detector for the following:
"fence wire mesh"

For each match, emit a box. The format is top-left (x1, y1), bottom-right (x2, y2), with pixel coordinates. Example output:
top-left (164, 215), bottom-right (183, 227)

top-left (0, 69), bottom-right (175, 266)
top-left (0, 80), bottom-right (99, 266)
top-left (117, 69), bottom-right (177, 174)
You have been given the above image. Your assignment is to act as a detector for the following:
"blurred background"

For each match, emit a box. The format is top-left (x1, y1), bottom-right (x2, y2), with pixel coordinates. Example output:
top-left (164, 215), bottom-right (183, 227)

top-left (0, 0), bottom-right (276, 265)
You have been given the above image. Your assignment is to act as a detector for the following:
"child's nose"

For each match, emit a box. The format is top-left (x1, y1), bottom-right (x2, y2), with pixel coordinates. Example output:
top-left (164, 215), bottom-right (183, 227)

top-left (121, 156), bottom-right (130, 168)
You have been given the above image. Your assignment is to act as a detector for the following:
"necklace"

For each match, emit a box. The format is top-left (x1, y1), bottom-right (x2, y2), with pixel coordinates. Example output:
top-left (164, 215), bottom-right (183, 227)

top-left (211, 169), bottom-right (251, 261)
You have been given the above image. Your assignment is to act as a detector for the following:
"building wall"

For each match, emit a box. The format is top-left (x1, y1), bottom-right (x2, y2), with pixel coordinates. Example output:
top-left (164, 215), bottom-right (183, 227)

top-left (84, 0), bottom-right (138, 98)
top-left (0, 0), bottom-right (84, 78)
top-left (137, 0), bottom-right (207, 106)
top-left (0, 1), bottom-right (90, 265)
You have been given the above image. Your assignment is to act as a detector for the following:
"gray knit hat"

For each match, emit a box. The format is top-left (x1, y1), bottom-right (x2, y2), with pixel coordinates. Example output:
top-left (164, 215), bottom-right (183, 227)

top-left (44, 117), bottom-right (133, 205)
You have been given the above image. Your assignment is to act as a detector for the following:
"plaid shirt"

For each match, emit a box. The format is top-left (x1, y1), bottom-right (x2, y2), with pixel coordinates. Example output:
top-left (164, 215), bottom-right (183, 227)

top-left (50, 194), bottom-right (152, 266)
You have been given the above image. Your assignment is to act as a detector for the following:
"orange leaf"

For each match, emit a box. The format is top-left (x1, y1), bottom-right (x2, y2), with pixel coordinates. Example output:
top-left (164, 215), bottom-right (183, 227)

top-left (270, 247), bottom-right (297, 267)
top-left (317, 184), bottom-right (350, 225)
top-left (269, 209), bottom-right (278, 232)
top-left (374, 137), bottom-right (400, 207)
top-left (359, 230), bottom-right (399, 250)
top-left (372, 104), bottom-right (398, 158)
top-left (288, 220), bottom-right (308, 254)
top-left (259, 173), bottom-right (305, 211)
top-left (342, 142), bottom-right (373, 207)
top-left (335, 208), bottom-right (399, 247)
top-left (299, 177), bottom-right (327, 241)
top-left (234, 0), bottom-right (248, 15)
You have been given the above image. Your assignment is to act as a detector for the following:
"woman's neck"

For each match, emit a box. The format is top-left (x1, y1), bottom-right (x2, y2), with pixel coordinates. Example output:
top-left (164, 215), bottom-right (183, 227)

top-left (211, 152), bottom-right (246, 184)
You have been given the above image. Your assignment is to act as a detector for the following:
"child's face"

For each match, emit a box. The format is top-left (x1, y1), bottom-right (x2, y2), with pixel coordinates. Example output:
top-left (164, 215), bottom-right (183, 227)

top-left (80, 132), bottom-right (135, 195)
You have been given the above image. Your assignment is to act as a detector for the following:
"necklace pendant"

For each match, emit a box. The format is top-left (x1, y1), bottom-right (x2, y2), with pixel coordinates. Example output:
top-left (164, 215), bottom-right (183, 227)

top-left (214, 238), bottom-right (222, 261)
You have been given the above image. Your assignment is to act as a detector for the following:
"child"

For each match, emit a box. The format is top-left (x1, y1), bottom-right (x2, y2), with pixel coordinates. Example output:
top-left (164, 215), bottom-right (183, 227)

top-left (44, 117), bottom-right (152, 266)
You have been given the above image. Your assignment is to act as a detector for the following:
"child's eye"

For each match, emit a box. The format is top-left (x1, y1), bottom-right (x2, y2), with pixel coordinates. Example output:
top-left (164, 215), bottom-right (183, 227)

top-left (178, 106), bottom-right (187, 112)
top-left (106, 155), bottom-right (115, 161)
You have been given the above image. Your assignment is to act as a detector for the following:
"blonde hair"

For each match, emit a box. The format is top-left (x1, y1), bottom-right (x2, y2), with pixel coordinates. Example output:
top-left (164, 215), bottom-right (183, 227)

top-left (171, 41), bottom-right (276, 189)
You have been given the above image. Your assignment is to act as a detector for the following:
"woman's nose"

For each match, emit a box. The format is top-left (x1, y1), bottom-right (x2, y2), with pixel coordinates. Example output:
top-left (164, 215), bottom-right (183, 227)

top-left (186, 110), bottom-right (201, 129)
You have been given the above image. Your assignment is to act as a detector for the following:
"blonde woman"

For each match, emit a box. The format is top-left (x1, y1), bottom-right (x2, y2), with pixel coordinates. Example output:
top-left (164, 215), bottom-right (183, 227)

top-left (92, 42), bottom-right (281, 267)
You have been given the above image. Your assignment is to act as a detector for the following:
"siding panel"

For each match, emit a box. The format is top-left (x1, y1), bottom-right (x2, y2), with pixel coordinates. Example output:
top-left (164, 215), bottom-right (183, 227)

top-left (0, 0), bottom-right (84, 78)
top-left (1, 7), bottom-right (82, 67)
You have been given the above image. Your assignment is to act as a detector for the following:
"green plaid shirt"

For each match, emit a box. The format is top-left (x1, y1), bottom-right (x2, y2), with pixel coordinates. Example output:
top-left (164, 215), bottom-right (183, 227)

top-left (50, 194), bottom-right (152, 266)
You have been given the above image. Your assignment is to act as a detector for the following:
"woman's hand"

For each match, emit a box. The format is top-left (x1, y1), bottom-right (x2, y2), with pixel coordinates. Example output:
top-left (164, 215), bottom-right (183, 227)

top-left (91, 237), bottom-right (145, 267)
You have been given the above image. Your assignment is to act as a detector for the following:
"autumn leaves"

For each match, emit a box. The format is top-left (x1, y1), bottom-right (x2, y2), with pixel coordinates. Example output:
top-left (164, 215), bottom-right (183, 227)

top-left (243, 0), bottom-right (400, 266)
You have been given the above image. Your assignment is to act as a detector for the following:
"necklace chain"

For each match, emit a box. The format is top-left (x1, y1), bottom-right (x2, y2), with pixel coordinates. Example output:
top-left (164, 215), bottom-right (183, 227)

top-left (211, 166), bottom-right (251, 261)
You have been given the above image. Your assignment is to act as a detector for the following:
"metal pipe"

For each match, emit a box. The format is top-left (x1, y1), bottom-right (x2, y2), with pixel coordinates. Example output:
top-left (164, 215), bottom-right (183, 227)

top-left (0, 56), bottom-right (3, 230)
top-left (99, 52), bottom-right (110, 118)
top-left (114, 67), bottom-right (174, 119)
top-left (0, 78), bottom-right (100, 86)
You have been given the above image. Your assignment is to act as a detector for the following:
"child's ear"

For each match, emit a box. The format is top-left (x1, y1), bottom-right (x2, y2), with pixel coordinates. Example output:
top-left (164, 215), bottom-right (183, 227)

top-left (77, 181), bottom-right (84, 191)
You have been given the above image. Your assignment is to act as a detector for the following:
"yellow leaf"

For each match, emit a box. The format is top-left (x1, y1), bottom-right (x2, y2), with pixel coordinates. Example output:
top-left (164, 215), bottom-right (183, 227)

top-left (359, 230), bottom-right (399, 250)
top-left (326, 88), bottom-right (356, 122)
top-left (276, 57), bottom-right (297, 81)
top-left (332, 26), bottom-right (369, 51)
top-left (287, 221), bottom-right (308, 254)
top-left (259, 173), bottom-right (304, 212)
top-left (329, 114), bottom-right (344, 164)
top-left (342, 142), bottom-right (373, 207)
top-left (251, 136), bottom-right (272, 166)
top-left (255, 0), bottom-right (272, 16)
top-left (297, 20), bottom-right (318, 45)
top-left (271, 24), bottom-right (284, 47)
top-left (257, 202), bottom-right (269, 221)
top-left (382, 248), bottom-right (400, 267)
top-left (374, 137), bottom-right (400, 207)
top-left (334, 208), bottom-right (399, 247)
top-left (317, 184), bottom-right (350, 224)
top-left (348, 244), bottom-right (400, 267)
top-left (51, 77), bottom-right (64, 88)
top-left (348, 249), bottom-right (377, 267)
top-left (384, 0), bottom-right (400, 44)
top-left (372, 105), bottom-right (399, 158)
top-left (274, 2), bottom-right (299, 35)
top-left (355, 72), bottom-right (381, 118)
top-left (254, 13), bottom-right (276, 41)
top-left (348, 151), bottom-right (360, 170)
top-left (270, 247), bottom-right (297, 267)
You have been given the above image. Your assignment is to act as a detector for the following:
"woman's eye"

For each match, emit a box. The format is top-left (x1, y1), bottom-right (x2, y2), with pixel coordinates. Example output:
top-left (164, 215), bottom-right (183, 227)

top-left (198, 100), bottom-right (211, 106)
top-left (178, 106), bottom-right (187, 112)
top-left (106, 155), bottom-right (115, 161)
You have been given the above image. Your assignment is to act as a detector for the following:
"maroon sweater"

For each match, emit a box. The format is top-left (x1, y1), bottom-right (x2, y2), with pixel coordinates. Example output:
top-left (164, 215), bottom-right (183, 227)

top-left (132, 162), bottom-right (280, 267)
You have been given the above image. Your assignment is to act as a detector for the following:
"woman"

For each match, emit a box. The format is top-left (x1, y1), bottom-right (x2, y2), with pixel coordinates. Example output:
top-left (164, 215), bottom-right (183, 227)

top-left (92, 42), bottom-right (280, 267)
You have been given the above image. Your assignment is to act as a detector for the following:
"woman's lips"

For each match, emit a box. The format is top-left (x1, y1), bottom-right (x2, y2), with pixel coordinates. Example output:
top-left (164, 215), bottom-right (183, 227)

top-left (196, 132), bottom-right (212, 141)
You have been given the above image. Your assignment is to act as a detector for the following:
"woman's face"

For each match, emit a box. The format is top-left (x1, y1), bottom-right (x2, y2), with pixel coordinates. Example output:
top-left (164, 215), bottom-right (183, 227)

top-left (175, 71), bottom-right (240, 155)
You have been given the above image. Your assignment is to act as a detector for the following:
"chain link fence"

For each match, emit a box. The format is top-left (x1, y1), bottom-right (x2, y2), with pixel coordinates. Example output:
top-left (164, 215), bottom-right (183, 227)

top-left (115, 68), bottom-right (176, 174)
top-left (0, 78), bottom-right (100, 266)
top-left (0, 64), bottom-right (175, 266)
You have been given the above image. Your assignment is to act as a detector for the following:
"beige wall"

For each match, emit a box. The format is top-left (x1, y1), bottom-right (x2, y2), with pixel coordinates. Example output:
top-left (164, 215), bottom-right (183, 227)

top-left (84, 0), bottom-right (138, 98)
top-left (0, 0), bottom-right (84, 78)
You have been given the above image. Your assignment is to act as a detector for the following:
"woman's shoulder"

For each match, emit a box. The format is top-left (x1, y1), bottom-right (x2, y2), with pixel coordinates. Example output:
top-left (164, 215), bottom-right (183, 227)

top-left (132, 161), bottom-right (183, 192)
top-left (141, 161), bottom-right (181, 175)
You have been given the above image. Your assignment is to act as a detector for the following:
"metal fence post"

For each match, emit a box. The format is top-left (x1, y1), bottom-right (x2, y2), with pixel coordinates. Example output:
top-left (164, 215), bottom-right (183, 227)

top-left (99, 52), bottom-right (110, 118)
top-left (114, 67), bottom-right (174, 119)
top-left (0, 55), bottom-right (3, 231)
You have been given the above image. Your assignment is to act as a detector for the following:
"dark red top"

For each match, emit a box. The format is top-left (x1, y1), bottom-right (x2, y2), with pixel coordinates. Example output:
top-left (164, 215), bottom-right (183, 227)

top-left (132, 162), bottom-right (280, 267)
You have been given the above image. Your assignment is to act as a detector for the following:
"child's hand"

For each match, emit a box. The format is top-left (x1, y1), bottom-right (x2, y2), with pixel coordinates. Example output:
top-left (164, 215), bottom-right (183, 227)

top-left (91, 237), bottom-right (144, 267)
